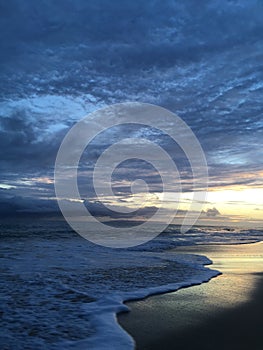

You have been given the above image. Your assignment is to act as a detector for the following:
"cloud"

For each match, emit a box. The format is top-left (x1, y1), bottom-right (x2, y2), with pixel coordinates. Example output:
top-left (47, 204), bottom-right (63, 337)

top-left (0, 195), bottom-right (59, 216)
top-left (204, 207), bottom-right (221, 217)
top-left (84, 200), bottom-right (158, 220)
top-left (0, 0), bottom-right (263, 218)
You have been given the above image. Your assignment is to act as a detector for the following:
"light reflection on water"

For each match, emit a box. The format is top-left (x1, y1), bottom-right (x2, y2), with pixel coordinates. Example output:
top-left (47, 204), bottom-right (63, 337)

top-left (173, 242), bottom-right (263, 313)
top-left (119, 242), bottom-right (263, 337)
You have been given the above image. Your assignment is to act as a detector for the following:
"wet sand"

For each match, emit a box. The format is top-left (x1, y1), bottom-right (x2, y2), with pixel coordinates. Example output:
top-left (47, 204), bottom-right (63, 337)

top-left (118, 242), bottom-right (263, 350)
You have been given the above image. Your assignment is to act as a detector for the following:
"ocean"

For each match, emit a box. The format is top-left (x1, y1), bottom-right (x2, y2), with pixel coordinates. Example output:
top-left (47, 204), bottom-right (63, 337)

top-left (1, 220), bottom-right (263, 349)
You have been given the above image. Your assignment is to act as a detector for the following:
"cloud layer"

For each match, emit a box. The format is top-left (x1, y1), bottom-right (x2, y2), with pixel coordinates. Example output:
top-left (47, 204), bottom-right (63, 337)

top-left (0, 0), bottom-right (262, 219)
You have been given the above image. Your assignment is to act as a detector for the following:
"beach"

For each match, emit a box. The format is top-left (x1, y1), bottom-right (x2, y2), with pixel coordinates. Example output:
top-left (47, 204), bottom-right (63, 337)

top-left (118, 242), bottom-right (263, 350)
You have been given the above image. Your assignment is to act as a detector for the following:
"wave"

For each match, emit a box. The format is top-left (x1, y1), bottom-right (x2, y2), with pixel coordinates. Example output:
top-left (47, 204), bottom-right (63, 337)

top-left (56, 253), bottom-right (220, 350)
top-left (1, 221), bottom-right (262, 349)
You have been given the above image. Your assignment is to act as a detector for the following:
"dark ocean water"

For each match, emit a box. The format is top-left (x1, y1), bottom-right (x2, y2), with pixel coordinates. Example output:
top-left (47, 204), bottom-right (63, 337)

top-left (1, 220), bottom-right (263, 349)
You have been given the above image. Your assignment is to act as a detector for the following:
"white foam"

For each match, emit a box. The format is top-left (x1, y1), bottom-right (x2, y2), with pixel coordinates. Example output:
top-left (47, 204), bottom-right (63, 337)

top-left (56, 251), bottom-right (219, 350)
top-left (2, 223), bottom-right (262, 349)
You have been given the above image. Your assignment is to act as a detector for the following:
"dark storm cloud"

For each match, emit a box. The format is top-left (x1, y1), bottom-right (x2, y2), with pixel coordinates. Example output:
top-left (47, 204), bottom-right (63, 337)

top-left (84, 200), bottom-right (158, 221)
top-left (0, 113), bottom-right (60, 170)
top-left (0, 193), bottom-right (59, 216)
top-left (1, 1), bottom-right (263, 64)
top-left (0, 0), bottom-right (263, 214)
top-left (1, 0), bottom-right (263, 96)
top-left (204, 207), bottom-right (221, 217)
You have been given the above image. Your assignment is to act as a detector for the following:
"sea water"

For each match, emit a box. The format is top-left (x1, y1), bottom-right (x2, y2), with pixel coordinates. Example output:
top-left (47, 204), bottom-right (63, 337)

top-left (1, 220), bottom-right (262, 349)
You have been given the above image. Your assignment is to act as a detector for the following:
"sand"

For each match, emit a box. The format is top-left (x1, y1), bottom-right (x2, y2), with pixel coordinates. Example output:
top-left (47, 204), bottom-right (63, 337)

top-left (118, 242), bottom-right (263, 350)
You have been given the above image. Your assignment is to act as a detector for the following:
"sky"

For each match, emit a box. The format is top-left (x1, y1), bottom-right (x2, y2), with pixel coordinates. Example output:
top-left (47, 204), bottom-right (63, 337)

top-left (0, 0), bottom-right (263, 228)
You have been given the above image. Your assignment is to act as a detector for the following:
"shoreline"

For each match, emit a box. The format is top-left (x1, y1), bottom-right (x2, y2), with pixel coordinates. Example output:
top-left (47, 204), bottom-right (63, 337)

top-left (118, 242), bottom-right (263, 350)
